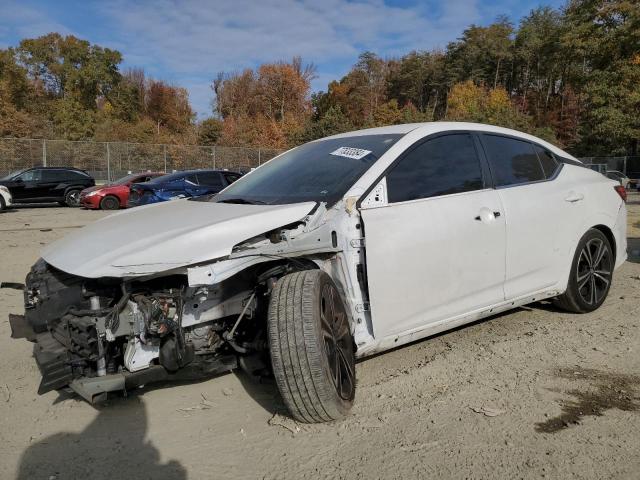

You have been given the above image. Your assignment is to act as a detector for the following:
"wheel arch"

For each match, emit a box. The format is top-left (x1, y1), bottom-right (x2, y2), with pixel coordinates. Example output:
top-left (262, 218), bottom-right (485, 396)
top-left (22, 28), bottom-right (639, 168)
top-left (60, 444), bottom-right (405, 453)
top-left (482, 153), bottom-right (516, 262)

top-left (592, 224), bottom-right (616, 261)
top-left (63, 185), bottom-right (83, 198)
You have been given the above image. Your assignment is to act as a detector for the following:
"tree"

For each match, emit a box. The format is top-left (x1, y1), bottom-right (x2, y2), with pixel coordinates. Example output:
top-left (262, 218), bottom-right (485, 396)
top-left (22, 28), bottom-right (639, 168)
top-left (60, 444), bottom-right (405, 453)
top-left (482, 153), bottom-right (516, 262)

top-left (446, 81), bottom-right (542, 136)
top-left (197, 118), bottom-right (223, 145)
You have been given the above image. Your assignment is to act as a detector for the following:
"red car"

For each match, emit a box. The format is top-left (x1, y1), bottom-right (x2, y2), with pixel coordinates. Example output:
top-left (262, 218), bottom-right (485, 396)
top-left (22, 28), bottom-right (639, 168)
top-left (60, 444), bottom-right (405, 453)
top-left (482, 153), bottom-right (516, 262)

top-left (80, 172), bottom-right (164, 210)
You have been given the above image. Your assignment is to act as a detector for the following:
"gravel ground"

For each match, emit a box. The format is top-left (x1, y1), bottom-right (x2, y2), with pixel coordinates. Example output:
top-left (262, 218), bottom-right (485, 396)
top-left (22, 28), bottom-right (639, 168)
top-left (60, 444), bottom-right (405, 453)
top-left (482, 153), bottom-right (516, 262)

top-left (1, 195), bottom-right (639, 480)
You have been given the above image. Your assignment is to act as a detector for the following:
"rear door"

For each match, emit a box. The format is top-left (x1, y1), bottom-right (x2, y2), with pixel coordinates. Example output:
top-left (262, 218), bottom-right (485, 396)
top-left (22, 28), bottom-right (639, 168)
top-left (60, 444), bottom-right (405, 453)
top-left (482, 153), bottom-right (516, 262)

top-left (360, 133), bottom-right (506, 339)
top-left (478, 134), bottom-right (578, 299)
top-left (39, 169), bottom-right (67, 199)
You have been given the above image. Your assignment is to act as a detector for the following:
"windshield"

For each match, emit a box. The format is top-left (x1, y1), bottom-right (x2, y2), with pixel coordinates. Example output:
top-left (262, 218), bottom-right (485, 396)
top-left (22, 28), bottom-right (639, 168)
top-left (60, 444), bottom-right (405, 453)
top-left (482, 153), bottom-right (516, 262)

top-left (214, 134), bottom-right (402, 205)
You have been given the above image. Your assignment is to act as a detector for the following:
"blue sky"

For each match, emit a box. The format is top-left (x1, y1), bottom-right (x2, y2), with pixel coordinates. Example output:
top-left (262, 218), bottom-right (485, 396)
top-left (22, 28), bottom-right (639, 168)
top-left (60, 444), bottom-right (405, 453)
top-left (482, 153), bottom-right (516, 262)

top-left (0, 0), bottom-right (565, 118)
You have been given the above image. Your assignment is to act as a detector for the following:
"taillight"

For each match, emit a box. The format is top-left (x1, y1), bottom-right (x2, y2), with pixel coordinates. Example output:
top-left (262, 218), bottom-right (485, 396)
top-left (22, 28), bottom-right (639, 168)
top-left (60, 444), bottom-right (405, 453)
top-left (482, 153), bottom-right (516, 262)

top-left (614, 185), bottom-right (627, 202)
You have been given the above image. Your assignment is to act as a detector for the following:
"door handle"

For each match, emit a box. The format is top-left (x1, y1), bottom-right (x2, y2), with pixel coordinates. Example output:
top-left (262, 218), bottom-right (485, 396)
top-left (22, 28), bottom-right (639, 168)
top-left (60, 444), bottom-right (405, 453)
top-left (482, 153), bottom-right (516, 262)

top-left (565, 192), bottom-right (584, 203)
top-left (475, 208), bottom-right (501, 222)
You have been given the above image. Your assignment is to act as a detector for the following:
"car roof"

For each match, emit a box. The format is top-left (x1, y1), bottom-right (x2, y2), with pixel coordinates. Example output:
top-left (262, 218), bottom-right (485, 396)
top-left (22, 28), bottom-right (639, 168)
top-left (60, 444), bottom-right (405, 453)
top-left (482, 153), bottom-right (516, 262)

top-left (323, 121), bottom-right (580, 163)
top-left (27, 166), bottom-right (87, 171)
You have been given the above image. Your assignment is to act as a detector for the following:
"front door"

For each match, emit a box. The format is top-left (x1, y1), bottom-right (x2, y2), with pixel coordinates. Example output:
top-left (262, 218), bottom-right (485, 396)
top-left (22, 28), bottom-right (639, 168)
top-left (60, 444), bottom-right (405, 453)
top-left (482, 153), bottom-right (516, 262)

top-left (360, 133), bottom-right (506, 340)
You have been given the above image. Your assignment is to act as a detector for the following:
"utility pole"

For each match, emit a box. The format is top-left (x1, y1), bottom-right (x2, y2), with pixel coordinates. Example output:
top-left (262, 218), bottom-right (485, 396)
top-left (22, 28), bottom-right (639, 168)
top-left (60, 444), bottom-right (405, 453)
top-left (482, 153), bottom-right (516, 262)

top-left (106, 142), bottom-right (111, 182)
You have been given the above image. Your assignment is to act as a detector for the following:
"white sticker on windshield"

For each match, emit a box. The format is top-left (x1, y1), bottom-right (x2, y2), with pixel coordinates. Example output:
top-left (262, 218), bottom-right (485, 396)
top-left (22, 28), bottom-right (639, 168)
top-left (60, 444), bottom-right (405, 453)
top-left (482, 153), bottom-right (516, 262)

top-left (330, 147), bottom-right (372, 160)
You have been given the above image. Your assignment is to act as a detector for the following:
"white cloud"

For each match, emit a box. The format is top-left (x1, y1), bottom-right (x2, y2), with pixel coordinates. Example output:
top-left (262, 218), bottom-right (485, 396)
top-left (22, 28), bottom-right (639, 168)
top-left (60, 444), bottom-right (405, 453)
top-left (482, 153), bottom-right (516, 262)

top-left (98, 0), bottom-right (481, 117)
top-left (6, 0), bottom-right (555, 117)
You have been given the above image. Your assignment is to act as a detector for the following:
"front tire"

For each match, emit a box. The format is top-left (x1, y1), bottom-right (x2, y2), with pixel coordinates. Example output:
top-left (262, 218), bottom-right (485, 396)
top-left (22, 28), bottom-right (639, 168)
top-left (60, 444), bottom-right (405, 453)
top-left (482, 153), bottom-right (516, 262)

top-left (0, 196), bottom-right (5, 211)
top-left (555, 229), bottom-right (614, 313)
top-left (100, 195), bottom-right (120, 210)
top-left (268, 270), bottom-right (356, 423)
top-left (64, 189), bottom-right (81, 207)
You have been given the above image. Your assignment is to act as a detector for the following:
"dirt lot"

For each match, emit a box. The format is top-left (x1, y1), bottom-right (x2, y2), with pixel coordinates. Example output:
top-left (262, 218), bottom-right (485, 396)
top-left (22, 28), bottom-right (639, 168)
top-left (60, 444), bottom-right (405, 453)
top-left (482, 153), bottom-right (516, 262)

top-left (1, 196), bottom-right (639, 480)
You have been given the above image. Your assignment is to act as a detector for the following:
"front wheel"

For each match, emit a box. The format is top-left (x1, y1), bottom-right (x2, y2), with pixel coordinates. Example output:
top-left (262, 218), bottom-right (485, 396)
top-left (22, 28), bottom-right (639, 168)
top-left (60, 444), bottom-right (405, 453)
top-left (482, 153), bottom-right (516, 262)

top-left (64, 189), bottom-right (81, 207)
top-left (99, 195), bottom-right (120, 210)
top-left (554, 229), bottom-right (614, 313)
top-left (268, 270), bottom-right (356, 423)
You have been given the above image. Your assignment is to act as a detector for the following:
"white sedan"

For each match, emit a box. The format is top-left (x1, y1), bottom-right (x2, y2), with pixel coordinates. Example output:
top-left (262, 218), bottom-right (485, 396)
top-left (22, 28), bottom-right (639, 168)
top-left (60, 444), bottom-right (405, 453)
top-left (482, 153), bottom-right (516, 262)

top-left (0, 185), bottom-right (12, 211)
top-left (12, 122), bottom-right (627, 423)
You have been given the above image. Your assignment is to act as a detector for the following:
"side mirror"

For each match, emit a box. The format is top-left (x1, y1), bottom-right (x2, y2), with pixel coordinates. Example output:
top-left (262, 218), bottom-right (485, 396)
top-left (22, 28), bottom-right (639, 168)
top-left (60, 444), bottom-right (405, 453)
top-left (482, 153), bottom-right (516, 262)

top-left (360, 178), bottom-right (388, 208)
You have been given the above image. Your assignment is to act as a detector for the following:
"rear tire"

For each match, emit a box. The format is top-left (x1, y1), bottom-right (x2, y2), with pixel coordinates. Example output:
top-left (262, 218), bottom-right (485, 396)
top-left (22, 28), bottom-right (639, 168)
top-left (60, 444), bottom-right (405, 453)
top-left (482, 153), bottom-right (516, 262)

top-left (99, 195), bottom-right (120, 210)
top-left (64, 189), bottom-right (81, 207)
top-left (0, 196), bottom-right (5, 211)
top-left (554, 229), bottom-right (614, 313)
top-left (268, 270), bottom-right (356, 423)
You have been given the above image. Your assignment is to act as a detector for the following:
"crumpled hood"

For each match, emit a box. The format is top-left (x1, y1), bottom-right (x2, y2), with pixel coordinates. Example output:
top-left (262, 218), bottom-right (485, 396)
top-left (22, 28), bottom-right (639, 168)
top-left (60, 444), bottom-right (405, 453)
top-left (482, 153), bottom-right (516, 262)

top-left (42, 199), bottom-right (316, 278)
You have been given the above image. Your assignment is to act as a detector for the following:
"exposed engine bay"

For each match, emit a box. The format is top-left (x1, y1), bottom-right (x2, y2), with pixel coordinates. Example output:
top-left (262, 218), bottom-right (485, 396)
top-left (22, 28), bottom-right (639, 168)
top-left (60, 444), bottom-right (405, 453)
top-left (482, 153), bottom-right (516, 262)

top-left (13, 258), bottom-right (301, 403)
top-left (8, 197), bottom-right (373, 405)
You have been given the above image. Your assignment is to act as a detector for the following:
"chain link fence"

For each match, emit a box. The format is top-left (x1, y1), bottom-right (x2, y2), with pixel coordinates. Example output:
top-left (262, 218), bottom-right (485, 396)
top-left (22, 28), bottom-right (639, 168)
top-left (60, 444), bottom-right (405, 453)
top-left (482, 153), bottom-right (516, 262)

top-left (2, 138), bottom-right (638, 184)
top-left (579, 156), bottom-right (640, 179)
top-left (0, 138), bottom-right (284, 182)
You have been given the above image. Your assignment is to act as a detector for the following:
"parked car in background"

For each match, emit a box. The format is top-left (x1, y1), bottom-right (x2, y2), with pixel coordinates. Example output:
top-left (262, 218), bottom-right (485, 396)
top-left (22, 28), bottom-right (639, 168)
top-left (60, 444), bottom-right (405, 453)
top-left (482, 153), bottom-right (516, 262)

top-left (605, 170), bottom-right (631, 189)
top-left (80, 172), bottom-right (164, 210)
top-left (0, 167), bottom-right (95, 207)
top-left (0, 185), bottom-right (12, 211)
top-left (127, 169), bottom-right (242, 207)
top-left (11, 122), bottom-right (626, 422)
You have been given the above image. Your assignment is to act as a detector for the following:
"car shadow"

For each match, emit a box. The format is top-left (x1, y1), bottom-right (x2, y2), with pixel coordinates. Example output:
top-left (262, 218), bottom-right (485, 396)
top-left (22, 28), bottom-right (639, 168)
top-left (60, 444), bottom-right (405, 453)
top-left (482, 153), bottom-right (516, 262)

top-left (15, 397), bottom-right (186, 480)
top-left (9, 203), bottom-right (62, 209)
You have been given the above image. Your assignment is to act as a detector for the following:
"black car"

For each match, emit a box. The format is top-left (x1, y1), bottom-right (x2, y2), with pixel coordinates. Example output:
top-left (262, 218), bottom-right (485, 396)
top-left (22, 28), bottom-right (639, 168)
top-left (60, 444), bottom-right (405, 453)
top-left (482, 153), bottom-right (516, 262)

top-left (0, 167), bottom-right (95, 207)
top-left (128, 169), bottom-right (242, 207)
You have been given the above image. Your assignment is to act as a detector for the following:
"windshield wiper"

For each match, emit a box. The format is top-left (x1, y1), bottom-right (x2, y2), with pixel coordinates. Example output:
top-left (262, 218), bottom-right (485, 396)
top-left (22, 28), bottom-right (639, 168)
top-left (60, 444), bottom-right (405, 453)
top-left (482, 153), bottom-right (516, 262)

top-left (217, 198), bottom-right (267, 205)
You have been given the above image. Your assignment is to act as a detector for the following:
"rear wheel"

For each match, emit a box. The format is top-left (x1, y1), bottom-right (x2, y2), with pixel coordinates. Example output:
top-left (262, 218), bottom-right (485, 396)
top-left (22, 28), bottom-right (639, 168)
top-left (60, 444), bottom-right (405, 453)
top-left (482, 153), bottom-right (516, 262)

top-left (554, 229), bottom-right (614, 313)
top-left (268, 270), bottom-right (355, 423)
top-left (99, 195), bottom-right (120, 210)
top-left (64, 189), bottom-right (81, 207)
top-left (0, 196), bottom-right (5, 211)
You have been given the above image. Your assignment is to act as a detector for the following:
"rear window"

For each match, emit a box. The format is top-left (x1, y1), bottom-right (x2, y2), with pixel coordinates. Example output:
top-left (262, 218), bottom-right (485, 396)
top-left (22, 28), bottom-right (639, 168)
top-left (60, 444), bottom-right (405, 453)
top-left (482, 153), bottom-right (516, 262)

top-left (481, 135), bottom-right (545, 186)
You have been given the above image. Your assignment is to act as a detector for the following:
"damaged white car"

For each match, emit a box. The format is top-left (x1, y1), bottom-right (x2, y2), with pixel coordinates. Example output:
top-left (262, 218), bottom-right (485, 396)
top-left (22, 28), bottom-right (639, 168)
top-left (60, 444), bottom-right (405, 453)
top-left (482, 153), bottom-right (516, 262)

top-left (10, 122), bottom-right (627, 423)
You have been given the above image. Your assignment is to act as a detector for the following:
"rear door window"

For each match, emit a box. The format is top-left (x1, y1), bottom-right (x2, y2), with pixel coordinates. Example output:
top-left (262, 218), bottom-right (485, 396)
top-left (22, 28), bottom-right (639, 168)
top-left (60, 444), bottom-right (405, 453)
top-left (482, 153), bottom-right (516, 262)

top-left (386, 133), bottom-right (484, 203)
top-left (196, 172), bottom-right (224, 188)
top-left (481, 135), bottom-right (545, 186)
top-left (532, 145), bottom-right (559, 179)
top-left (42, 170), bottom-right (69, 182)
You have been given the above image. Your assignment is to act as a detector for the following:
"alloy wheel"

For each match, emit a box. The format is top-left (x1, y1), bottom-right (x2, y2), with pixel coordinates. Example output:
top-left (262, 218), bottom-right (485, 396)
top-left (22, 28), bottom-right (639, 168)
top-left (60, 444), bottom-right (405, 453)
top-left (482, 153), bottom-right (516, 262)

top-left (67, 191), bottom-right (80, 207)
top-left (576, 237), bottom-right (612, 306)
top-left (319, 283), bottom-right (355, 401)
